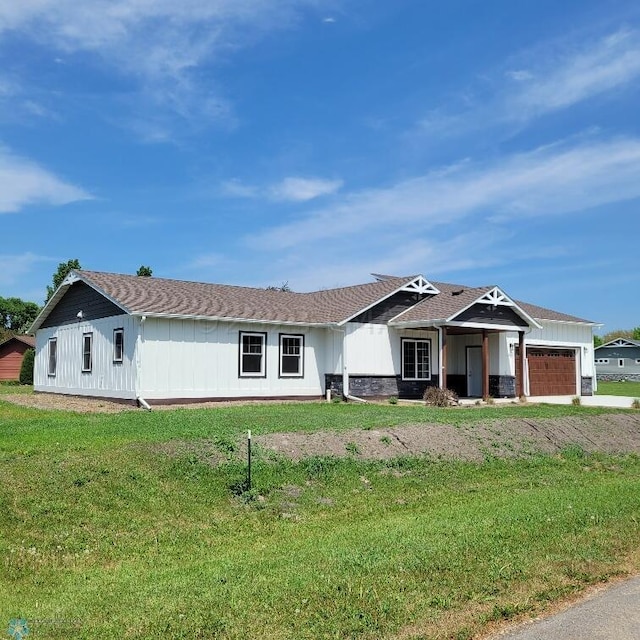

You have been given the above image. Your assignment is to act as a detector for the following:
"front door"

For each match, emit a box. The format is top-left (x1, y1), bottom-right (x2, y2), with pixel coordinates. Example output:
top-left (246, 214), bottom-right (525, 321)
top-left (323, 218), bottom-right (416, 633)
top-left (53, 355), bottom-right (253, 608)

top-left (466, 346), bottom-right (483, 397)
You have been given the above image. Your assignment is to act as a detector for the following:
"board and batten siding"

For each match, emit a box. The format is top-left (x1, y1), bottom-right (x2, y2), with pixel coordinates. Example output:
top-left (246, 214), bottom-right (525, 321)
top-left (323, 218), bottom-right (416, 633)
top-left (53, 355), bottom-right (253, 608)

top-left (138, 318), bottom-right (325, 399)
top-left (34, 314), bottom-right (137, 399)
top-left (343, 323), bottom-right (439, 377)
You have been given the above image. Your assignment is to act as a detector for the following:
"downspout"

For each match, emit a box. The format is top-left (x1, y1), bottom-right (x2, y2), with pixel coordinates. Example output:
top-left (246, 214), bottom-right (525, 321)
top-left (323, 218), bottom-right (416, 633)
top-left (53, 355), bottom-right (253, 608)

top-left (135, 315), bottom-right (152, 411)
top-left (330, 325), bottom-right (367, 403)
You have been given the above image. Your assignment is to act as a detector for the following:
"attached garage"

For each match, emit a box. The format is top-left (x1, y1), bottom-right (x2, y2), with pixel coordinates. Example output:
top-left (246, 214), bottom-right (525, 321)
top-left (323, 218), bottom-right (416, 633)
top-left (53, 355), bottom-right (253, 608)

top-left (516, 347), bottom-right (577, 396)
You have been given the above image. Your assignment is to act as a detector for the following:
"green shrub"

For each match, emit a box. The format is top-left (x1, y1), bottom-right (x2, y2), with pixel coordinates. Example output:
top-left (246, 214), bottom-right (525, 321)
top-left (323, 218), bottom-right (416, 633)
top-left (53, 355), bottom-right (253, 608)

top-left (571, 396), bottom-right (581, 406)
top-left (19, 348), bottom-right (35, 385)
top-left (632, 399), bottom-right (640, 410)
top-left (388, 395), bottom-right (398, 405)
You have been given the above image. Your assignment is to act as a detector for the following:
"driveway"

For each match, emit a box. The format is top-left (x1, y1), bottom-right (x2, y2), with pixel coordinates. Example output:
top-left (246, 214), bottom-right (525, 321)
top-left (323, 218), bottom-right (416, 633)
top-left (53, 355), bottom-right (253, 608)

top-left (489, 576), bottom-right (640, 639)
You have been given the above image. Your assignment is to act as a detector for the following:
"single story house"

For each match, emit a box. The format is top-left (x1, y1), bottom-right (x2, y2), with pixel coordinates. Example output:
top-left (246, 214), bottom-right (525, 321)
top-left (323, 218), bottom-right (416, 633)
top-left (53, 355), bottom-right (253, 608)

top-left (29, 270), bottom-right (597, 404)
top-left (594, 338), bottom-right (640, 381)
top-left (0, 334), bottom-right (36, 381)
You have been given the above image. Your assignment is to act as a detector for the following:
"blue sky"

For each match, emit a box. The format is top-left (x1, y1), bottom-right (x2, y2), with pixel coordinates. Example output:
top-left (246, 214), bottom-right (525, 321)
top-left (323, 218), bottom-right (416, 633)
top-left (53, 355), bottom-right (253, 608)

top-left (1, 1), bottom-right (639, 333)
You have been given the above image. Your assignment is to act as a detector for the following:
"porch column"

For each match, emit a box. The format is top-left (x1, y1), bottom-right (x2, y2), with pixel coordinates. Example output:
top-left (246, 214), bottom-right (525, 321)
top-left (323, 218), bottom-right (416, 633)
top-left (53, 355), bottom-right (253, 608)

top-left (482, 329), bottom-right (489, 399)
top-left (441, 327), bottom-right (447, 389)
top-left (518, 330), bottom-right (526, 397)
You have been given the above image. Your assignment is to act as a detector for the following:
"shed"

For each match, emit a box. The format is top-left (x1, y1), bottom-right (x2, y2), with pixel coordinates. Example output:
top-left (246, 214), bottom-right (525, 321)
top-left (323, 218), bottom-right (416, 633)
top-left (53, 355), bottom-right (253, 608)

top-left (0, 335), bottom-right (36, 381)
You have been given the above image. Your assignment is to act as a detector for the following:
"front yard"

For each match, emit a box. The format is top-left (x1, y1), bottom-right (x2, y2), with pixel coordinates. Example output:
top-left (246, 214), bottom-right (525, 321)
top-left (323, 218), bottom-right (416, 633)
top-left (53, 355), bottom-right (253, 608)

top-left (1, 397), bottom-right (640, 639)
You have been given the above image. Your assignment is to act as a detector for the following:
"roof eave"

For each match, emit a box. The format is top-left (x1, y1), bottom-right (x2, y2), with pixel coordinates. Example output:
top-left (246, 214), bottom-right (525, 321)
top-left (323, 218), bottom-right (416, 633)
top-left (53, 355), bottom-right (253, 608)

top-left (132, 311), bottom-right (337, 328)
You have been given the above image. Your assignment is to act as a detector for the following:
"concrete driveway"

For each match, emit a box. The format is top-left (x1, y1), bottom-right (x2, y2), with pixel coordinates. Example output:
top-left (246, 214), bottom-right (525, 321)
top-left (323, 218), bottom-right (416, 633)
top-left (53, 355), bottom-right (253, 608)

top-left (489, 576), bottom-right (640, 639)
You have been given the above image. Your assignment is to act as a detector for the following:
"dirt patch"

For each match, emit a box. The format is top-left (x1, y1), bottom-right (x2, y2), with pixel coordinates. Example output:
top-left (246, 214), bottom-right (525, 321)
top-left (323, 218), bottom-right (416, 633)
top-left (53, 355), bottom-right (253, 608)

top-left (256, 414), bottom-right (640, 462)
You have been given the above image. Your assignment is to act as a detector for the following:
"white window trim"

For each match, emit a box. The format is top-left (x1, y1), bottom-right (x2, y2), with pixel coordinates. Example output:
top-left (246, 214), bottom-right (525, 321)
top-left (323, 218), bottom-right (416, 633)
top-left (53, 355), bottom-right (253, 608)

top-left (401, 337), bottom-right (432, 381)
top-left (113, 328), bottom-right (124, 363)
top-left (239, 331), bottom-right (267, 378)
top-left (595, 358), bottom-right (609, 364)
top-left (279, 333), bottom-right (304, 378)
top-left (48, 338), bottom-right (57, 377)
top-left (82, 332), bottom-right (93, 373)
top-left (618, 359), bottom-right (624, 368)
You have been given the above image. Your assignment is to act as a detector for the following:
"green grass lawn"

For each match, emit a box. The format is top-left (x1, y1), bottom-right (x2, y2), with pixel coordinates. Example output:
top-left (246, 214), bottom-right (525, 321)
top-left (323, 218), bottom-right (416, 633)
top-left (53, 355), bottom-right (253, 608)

top-left (596, 380), bottom-right (640, 397)
top-left (1, 400), bottom-right (640, 639)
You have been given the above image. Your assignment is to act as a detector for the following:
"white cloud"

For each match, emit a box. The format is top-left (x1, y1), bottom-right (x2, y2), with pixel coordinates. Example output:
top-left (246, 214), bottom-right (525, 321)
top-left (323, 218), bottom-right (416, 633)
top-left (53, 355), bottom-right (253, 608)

top-left (0, 1), bottom-right (324, 130)
top-left (251, 136), bottom-right (640, 250)
top-left (221, 176), bottom-right (343, 202)
top-left (509, 29), bottom-right (640, 118)
top-left (416, 29), bottom-right (640, 139)
top-left (269, 177), bottom-right (343, 202)
top-left (0, 252), bottom-right (50, 287)
top-left (0, 146), bottom-right (91, 213)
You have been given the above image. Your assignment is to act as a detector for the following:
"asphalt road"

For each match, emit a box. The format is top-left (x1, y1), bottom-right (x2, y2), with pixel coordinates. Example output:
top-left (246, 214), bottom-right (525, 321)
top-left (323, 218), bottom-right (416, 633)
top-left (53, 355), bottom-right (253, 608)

top-left (491, 576), bottom-right (640, 639)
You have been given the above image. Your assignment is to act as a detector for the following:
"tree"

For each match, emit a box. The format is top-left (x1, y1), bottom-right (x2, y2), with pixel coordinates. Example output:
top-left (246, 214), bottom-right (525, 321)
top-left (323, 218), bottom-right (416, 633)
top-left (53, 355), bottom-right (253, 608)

top-left (19, 348), bottom-right (35, 385)
top-left (136, 265), bottom-right (153, 277)
top-left (46, 259), bottom-right (81, 302)
top-left (601, 329), bottom-right (635, 344)
top-left (265, 281), bottom-right (292, 292)
top-left (0, 296), bottom-right (41, 333)
top-left (593, 335), bottom-right (603, 348)
top-left (633, 327), bottom-right (640, 341)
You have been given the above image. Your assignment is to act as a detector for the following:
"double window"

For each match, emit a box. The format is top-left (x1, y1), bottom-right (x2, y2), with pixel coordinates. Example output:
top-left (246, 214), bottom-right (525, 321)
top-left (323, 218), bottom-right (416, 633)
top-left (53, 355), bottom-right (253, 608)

top-left (279, 334), bottom-right (304, 377)
top-left (239, 332), bottom-right (267, 377)
top-left (48, 338), bottom-right (57, 376)
top-left (82, 333), bottom-right (93, 373)
top-left (401, 338), bottom-right (431, 380)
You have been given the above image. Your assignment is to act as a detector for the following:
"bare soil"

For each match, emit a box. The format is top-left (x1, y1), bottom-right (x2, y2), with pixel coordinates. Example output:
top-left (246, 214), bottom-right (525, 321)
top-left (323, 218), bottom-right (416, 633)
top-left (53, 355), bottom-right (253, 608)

top-left (256, 414), bottom-right (640, 462)
top-left (3, 393), bottom-right (640, 461)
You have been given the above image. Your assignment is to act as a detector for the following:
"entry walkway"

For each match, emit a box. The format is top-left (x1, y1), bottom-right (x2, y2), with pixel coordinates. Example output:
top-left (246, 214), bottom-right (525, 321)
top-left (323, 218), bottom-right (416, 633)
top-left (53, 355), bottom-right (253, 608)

top-left (457, 395), bottom-right (638, 408)
top-left (490, 576), bottom-right (640, 639)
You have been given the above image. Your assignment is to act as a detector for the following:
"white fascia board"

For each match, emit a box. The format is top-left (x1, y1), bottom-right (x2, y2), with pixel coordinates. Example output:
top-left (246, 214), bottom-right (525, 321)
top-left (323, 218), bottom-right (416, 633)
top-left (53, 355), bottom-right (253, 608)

top-left (447, 286), bottom-right (543, 330)
top-left (445, 320), bottom-right (531, 332)
top-left (596, 337), bottom-right (640, 349)
top-left (389, 318), bottom-right (445, 328)
top-left (29, 270), bottom-right (131, 333)
top-left (133, 312), bottom-right (335, 328)
top-left (538, 318), bottom-right (602, 327)
top-left (337, 280), bottom-right (417, 326)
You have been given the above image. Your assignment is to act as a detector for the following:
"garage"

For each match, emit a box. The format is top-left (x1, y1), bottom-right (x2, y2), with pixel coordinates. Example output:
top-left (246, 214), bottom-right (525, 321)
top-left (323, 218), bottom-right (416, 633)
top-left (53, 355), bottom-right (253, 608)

top-left (516, 347), bottom-right (577, 396)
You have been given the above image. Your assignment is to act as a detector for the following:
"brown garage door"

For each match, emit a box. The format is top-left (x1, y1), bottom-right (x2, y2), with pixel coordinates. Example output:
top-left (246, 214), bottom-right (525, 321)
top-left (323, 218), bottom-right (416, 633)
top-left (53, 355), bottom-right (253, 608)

top-left (516, 348), bottom-right (576, 396)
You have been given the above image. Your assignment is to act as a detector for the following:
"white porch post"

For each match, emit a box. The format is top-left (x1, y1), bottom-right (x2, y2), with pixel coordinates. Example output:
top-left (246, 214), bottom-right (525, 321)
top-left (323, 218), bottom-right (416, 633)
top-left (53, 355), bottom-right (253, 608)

top-left (342, 329), bottom-right (349, 398)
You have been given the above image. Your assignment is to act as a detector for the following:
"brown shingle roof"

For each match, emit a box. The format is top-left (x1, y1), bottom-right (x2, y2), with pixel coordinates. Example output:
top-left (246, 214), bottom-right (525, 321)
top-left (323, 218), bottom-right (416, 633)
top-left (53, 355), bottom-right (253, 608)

top-left (515, 300), bottom-right (592, 324)
top-left (78, 270), bottom-right (411, 325)
top-left (0, 335), bottom-right (36, 348)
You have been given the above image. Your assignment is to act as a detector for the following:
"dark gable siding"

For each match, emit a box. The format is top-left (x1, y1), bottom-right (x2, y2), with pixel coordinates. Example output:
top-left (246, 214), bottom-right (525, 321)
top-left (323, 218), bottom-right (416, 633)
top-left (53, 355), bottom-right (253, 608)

top-left (597, 346), bottom-right (640, 360)
top-left (452, 303), bottom-right (527, 328)
top-left (351, 292), bottom-right (425, 324)
top-left (41, 282), bottom-right (125, 328)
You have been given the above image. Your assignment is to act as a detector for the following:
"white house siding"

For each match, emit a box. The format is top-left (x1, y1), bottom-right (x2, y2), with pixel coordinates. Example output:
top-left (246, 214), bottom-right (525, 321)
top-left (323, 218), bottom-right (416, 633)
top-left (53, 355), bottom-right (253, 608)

top-left (344, 323), bottom-right (439, 377)
top-left (34, 314), bottom-right (137, 399)
top-left (138, 318), bottom-right (324, 399)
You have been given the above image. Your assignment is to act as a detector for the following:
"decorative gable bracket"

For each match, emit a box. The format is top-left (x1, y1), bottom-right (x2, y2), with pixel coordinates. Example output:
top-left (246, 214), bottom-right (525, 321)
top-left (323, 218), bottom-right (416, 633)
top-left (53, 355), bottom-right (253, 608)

top-left (476, 286), bottom-right (514, 309)
top-left (400, 275), bottom-right (440, 296)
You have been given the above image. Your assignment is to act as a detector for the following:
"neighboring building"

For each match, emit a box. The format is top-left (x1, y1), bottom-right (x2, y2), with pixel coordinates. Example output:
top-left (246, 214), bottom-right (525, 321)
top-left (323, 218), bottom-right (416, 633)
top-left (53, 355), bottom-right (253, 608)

top-left (29, 270), bottom-right (597, 404)
top-left (594, 338), bottom-right (640, 381)
top-left (0, 335), bottom-right (36, 381)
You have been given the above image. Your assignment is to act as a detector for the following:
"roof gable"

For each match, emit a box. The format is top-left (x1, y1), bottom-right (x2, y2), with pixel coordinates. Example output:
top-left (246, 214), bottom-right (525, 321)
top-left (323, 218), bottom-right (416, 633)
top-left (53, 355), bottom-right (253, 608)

top-left (596, 338), bottom-right (640, 349)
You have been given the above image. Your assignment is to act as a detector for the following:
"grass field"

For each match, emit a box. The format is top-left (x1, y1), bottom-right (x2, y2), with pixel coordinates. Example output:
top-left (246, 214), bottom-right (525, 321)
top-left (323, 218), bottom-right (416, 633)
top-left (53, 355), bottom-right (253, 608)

top-left (1, 398), bottom-right (639, 639)
top-left (596, 380), bottom-right (640, 397)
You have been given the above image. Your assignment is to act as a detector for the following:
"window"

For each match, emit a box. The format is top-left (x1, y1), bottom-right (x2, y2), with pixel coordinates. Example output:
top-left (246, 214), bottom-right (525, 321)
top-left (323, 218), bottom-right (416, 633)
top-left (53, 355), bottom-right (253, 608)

top-left (618, 359), bottom-right (625, 368)
top-left (48, 338), bottom-right (57, 376)
top-left (113, 329), bottom-right (124, 363)
top-left (636, 359), bottom-right (640, 365)
top-left (239, 332), bottom-right (266, 377)
top-left (401, 338), bottom-right (431, 380)
top-left (82, 332), bottom-right (93, 372)
top-left (279, 334), bottom-right (304, 377)
top-left (595, 358), bottom-right (609, 364)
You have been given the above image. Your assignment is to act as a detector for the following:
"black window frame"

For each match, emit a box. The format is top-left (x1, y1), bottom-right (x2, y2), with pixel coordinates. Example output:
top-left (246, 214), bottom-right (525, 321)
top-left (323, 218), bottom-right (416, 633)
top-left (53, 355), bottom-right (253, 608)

top-left (279, 333), bottom-right (304, 378)
top-left (239, 331), bottom-right (267, 378)
top-left (401, 337), bottom-right (431, 381)
top-left (113, 328), bottom-right (124, 364)
top-left (48, 338), bottom-right (57, 377)
top-left (82, 332), bottom-right (93, 373)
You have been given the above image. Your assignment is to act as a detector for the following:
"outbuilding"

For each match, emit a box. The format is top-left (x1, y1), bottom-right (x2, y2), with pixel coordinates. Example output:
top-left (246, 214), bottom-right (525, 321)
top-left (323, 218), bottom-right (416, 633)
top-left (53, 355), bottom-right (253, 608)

top-left (0, 335), bottom-right (35, 381)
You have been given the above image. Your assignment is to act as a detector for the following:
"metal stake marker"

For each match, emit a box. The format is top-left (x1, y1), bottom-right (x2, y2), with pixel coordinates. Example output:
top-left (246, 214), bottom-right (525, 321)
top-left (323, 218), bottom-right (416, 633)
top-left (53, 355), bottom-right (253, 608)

top-left (247, 429), bottom-right (252, 491)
